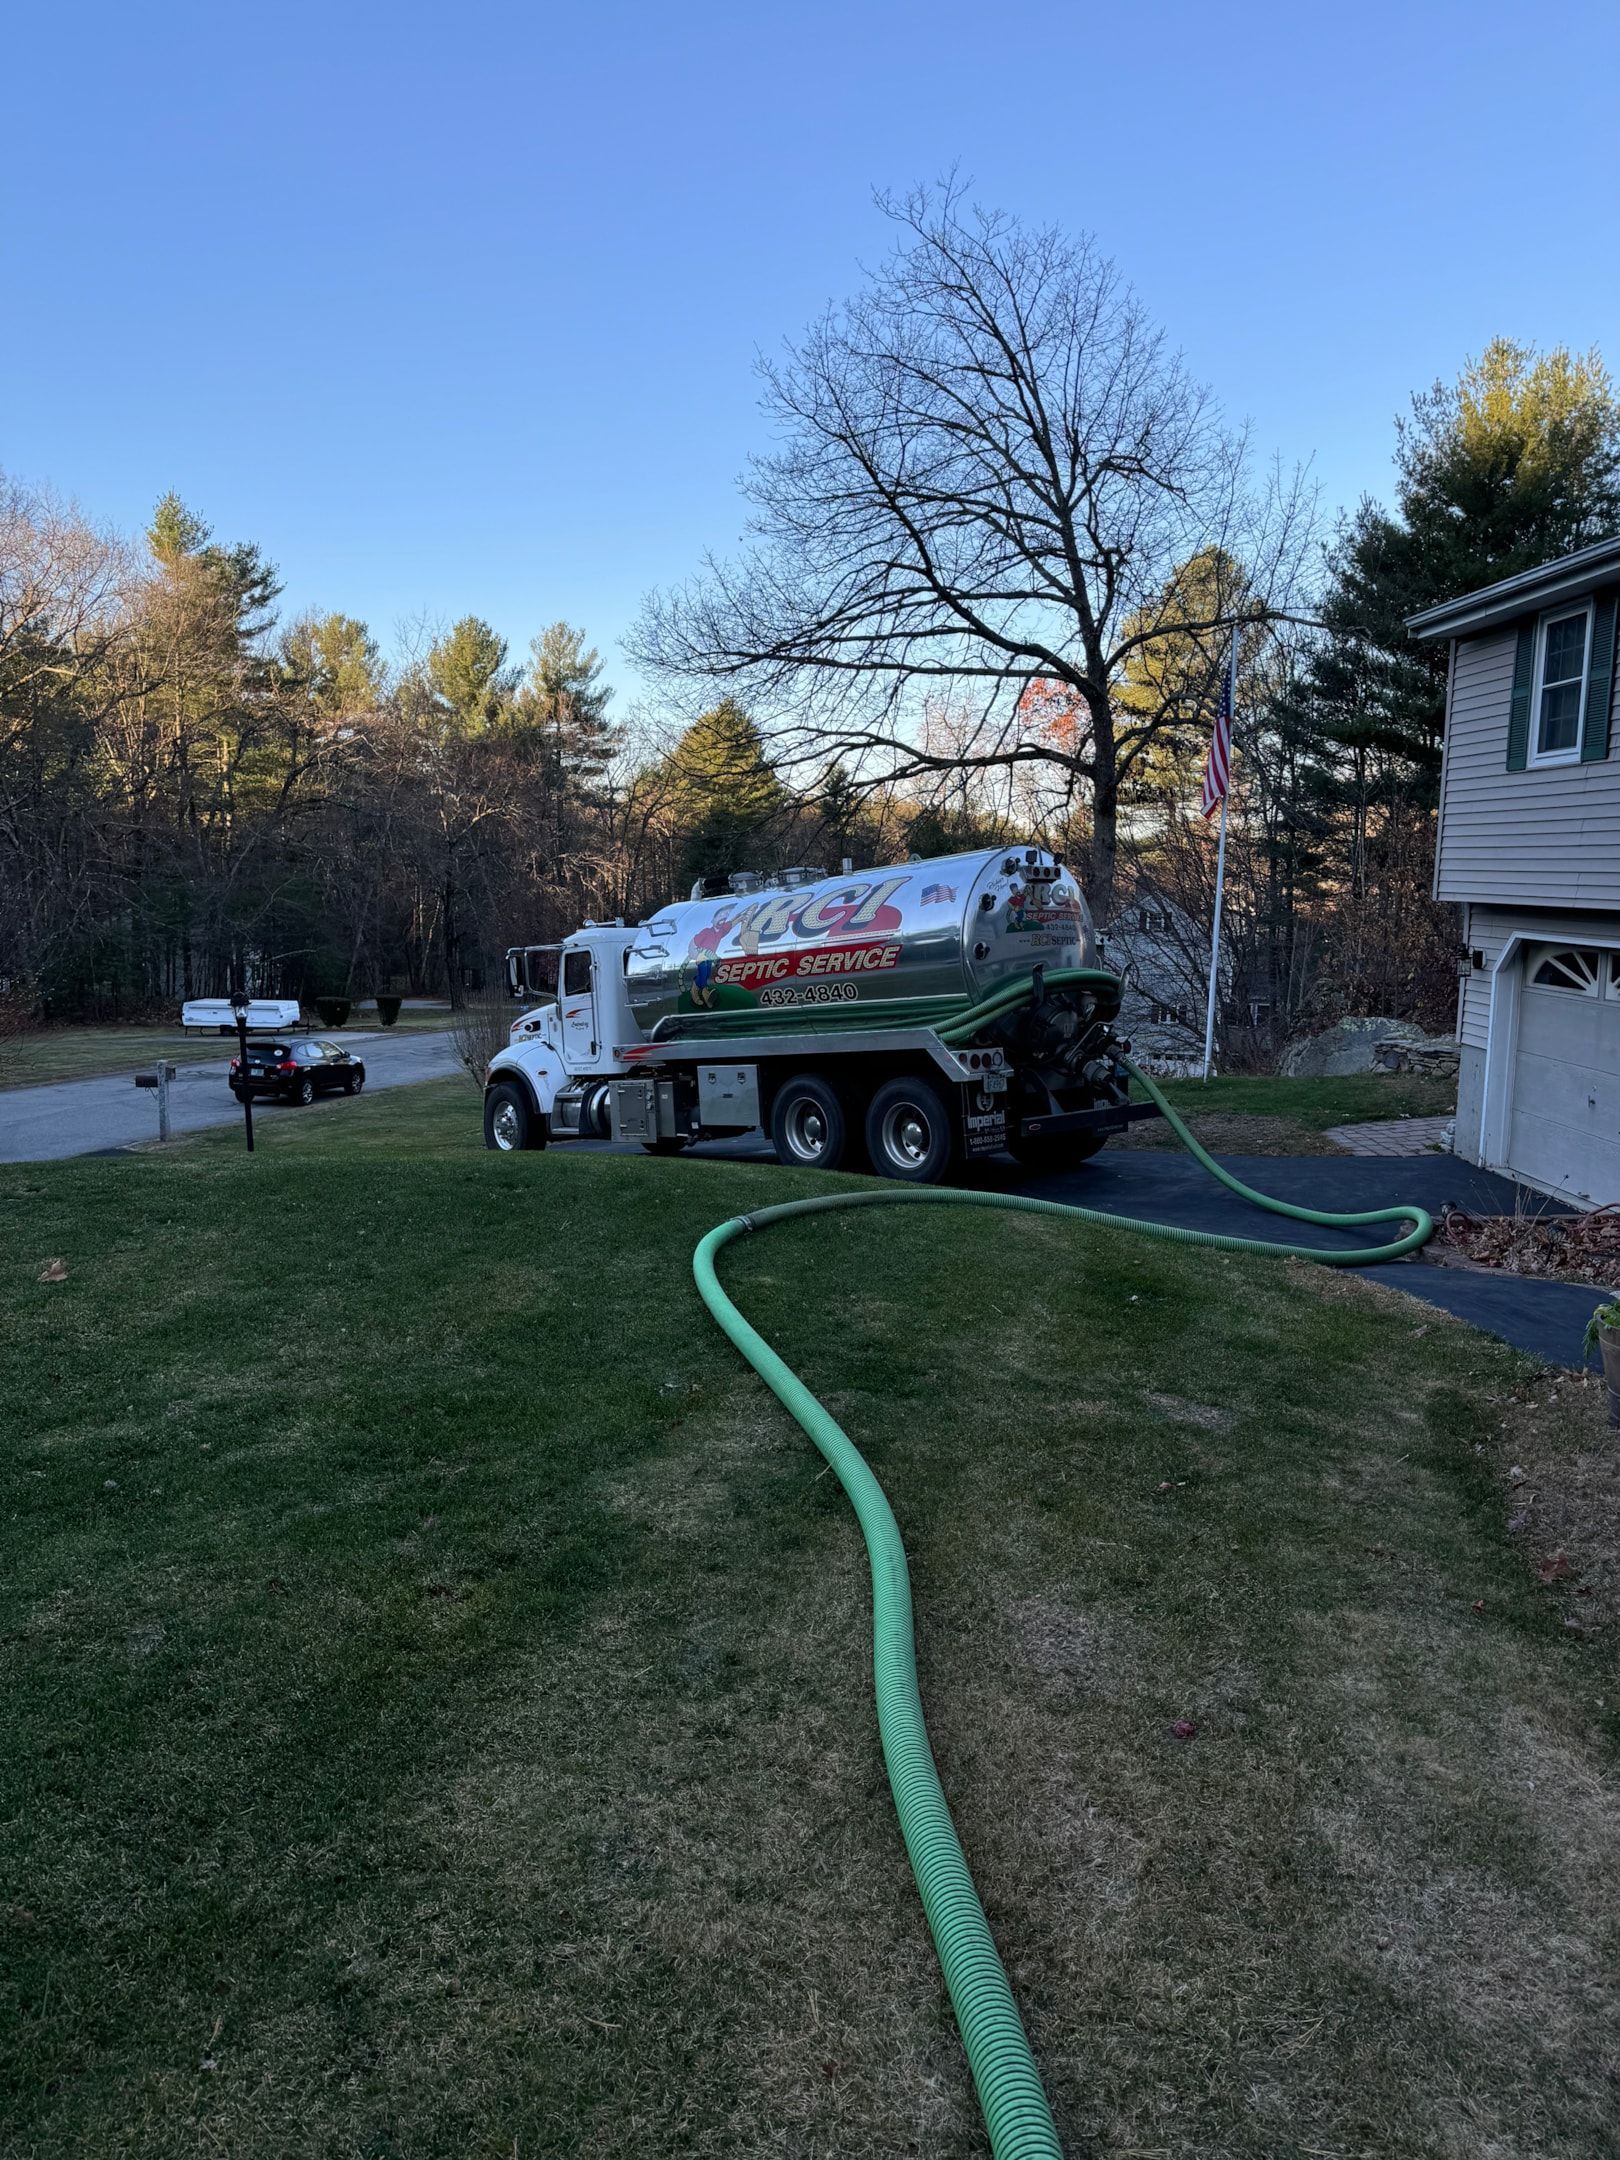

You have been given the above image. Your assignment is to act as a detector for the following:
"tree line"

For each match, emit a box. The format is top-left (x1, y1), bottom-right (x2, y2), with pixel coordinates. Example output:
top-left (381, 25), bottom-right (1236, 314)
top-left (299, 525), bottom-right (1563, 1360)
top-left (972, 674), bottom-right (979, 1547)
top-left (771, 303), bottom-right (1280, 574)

top-left (6, 182), bottom-right (1619, 1052)
top-left (0, 479), bottom-right (961, 1022)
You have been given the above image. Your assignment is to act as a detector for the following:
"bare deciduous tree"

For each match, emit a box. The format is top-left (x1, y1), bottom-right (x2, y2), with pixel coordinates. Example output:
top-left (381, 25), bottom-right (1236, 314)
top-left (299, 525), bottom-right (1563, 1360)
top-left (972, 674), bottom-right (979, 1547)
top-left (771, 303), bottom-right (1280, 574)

top-left (632, 182), bottom-right (1315, 922)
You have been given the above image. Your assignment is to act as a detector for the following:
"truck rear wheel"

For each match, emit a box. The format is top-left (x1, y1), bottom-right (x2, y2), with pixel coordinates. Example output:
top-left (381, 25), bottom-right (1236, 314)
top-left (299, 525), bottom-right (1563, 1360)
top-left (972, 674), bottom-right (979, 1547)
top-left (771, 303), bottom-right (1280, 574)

top-left (484, 1081), bottom-right (544, 1152)
top-left (1008, 1128), bottom-right (1108, 1172)
top-left (770, 1073), bottom-right (849, 1172)
top-left (865, 1075), bottom-right (957, 1185)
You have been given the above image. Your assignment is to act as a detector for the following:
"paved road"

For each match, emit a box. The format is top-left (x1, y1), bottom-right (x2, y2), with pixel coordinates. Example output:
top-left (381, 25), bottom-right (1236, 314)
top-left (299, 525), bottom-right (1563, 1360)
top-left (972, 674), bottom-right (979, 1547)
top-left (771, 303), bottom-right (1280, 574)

top-left (0, 1031), bottom-right (461, 1163)
top-left (589, 1132), bottom-right (1601, 1370)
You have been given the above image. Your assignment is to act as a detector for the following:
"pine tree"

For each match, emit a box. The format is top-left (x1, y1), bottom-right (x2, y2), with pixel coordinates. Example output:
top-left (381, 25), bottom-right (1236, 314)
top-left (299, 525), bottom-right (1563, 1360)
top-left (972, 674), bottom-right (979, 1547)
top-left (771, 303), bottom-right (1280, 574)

top-left (426, 617), bottom-right (518, 737)
top-left (520, 621), bottom-right (615, 782)
top-left (662, 699), bottom-right (787, 888)
top-left (1313, 339), bottom-right (1620, 782)
top-left (281, 612), bottom-right (384, 721)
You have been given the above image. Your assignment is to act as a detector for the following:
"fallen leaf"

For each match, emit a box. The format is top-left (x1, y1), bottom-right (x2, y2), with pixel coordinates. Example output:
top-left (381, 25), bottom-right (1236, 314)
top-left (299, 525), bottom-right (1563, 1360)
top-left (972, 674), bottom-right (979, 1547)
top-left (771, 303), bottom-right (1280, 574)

top-left (1536, 1553), bottom-right (1572, 1584)
top-left (1471, 1599), bottom-right (1486, 1615)
top-left (38, 1259), bottom-right (68, 1283)
top-left (1169, 1718), bottom-right (1198, 1742)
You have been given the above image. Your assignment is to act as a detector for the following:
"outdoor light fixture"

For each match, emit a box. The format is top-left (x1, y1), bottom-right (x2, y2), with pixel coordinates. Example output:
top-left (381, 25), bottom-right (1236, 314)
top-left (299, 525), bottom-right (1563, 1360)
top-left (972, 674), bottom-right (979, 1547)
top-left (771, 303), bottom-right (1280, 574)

top-left (229, 981), bottom-right (255, 1155)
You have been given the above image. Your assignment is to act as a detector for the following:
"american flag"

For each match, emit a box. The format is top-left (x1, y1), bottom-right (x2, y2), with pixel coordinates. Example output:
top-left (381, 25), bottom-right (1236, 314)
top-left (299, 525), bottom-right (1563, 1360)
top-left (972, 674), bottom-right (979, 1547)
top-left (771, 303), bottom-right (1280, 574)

top-left (1200, 660), bottom-right (1233, 819)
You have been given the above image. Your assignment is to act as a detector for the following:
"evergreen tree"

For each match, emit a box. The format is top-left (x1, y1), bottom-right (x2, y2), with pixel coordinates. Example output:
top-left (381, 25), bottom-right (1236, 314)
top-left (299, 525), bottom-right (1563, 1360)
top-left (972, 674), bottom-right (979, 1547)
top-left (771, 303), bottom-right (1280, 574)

top-left (426, 616), bottom-right (518, 736)
top-left (520, 620), bottom-right (615, 781)
top-left (281, 612), bottom-right (384, 721)
top-left (147, 492), bottom-right (211, 564)
top-left (1314, 338), bottom-right (1620, 781)
top-left (662, 699), bottom-right (786, 888)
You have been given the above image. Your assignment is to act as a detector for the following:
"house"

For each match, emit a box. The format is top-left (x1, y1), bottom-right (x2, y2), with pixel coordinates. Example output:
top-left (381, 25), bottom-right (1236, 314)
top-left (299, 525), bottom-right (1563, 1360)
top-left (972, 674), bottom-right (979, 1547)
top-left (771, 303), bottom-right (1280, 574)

top-left (1103, 887), bottom-right (1204, 1061)
top-left (1409, 538), bottom-right (1620, 1205)
top-left (1101, 880), bottom-right (1260, 1066)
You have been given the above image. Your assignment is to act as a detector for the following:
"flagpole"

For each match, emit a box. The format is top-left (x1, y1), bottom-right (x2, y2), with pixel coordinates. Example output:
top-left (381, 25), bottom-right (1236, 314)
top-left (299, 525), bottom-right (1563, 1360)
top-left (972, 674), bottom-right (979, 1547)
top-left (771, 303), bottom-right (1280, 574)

top-left (1200, 632), bottom-right (1237, 1082)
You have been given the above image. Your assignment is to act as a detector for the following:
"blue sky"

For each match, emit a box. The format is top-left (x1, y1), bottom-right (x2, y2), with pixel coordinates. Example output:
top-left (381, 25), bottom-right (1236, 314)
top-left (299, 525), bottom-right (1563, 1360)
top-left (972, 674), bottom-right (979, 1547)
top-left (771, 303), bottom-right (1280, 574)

top-left (8, 0), bottom-right (1620, 700)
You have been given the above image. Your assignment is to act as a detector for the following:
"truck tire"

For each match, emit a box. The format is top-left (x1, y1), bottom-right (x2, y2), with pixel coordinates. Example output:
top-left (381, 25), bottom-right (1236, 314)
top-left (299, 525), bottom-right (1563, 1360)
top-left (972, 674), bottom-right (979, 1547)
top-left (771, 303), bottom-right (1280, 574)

top-left (770, 1072), bottom-right (850, 1172)
top-left (484, 1081), bottom-right (544, 1152)
top-left (642, 1137), bottom-right (690, 1156)
top-left (864, 1075), bottom-right (957, 1185)
top-left (1008, 1128), bottom-right (1108, 1172)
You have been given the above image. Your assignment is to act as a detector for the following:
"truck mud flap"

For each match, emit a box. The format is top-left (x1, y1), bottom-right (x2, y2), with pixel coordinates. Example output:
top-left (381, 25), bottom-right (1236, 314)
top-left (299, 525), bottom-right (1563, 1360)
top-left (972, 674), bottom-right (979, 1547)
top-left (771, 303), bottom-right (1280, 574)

top-left (963, 1105), bottom-right (1007, 1159)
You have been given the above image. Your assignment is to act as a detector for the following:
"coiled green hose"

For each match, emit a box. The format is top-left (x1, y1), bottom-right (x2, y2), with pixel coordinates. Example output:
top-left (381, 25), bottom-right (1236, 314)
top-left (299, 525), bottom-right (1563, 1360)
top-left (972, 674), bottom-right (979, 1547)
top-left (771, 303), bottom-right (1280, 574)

top-left (691, 973), bottom-right (1434, 2157)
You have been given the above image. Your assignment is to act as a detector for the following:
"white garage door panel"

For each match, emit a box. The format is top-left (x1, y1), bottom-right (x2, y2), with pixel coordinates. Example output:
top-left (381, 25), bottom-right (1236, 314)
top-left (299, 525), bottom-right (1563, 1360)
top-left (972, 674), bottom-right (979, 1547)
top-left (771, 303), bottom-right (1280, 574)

top-left (1512, 1047), bottom-right (1620, 1129)
top-left (1508, 983), bottom-right (1620, 1204)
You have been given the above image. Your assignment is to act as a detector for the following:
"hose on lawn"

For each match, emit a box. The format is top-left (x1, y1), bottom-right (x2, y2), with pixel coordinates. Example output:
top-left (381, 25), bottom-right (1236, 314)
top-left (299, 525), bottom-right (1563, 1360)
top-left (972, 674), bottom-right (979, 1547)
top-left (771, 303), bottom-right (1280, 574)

top-left (691, 971), bottom-right (1434, 2159)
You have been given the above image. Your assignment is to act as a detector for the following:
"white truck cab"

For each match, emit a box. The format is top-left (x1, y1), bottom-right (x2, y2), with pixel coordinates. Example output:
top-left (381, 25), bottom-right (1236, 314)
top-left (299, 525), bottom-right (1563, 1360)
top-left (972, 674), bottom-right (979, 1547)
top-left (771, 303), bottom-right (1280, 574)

top-left (488, 924), bottom-right (641, 1150)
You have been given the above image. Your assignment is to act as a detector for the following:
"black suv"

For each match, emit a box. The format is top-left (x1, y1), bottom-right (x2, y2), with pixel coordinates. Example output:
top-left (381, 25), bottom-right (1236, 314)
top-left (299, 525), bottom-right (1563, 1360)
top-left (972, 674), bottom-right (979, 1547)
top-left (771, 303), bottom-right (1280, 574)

top-left (229, 1039), bottom-right (367, 1106)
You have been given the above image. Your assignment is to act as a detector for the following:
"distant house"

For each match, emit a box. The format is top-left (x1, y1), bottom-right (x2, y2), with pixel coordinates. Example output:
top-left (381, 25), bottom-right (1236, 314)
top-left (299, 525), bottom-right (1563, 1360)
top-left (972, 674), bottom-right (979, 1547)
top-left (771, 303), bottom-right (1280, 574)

top-left (1101, 881), bottom-right (1256, 1063)
top-left (1409, 538), bottom-right (1620, 1204)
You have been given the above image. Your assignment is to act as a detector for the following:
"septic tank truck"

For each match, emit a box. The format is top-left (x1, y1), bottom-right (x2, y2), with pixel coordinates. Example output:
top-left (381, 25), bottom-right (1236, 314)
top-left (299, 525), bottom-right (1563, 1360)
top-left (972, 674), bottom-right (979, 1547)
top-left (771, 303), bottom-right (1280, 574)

top-left (483, 845), bottom-right (1159, 1181)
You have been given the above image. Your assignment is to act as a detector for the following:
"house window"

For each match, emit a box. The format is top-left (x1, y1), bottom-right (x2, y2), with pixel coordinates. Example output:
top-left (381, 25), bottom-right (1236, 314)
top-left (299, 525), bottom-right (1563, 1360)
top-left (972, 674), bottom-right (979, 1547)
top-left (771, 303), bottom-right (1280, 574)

top-left (1528, 945), bottom-right (1603, 996)
top-left (1138, 906), bottom-right (1173, 934)
top-left (1149, 1000), bottom-right (1188, 1027)
top-left (1531, 604), bottom-right (1592, 763)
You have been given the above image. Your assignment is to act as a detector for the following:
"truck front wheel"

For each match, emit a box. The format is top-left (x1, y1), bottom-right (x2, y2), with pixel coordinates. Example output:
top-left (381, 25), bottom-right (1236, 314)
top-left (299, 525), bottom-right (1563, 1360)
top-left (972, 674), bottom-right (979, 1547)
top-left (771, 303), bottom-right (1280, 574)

top-left (484, 1081), bottom-right (545, 1152)
top-left (865, 1075), bottom-right (957, 1184)
top-left (770, 1073), bottom-right (849, 1172)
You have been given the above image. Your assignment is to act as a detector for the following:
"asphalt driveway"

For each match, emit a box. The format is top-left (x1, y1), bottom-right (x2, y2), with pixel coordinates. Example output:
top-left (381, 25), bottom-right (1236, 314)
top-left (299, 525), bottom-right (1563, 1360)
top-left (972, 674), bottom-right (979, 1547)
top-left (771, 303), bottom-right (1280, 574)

top-left (598, 1131), bottom-right (1603, 1370)
top-left (0, 1031), bottom-right (461, 1163)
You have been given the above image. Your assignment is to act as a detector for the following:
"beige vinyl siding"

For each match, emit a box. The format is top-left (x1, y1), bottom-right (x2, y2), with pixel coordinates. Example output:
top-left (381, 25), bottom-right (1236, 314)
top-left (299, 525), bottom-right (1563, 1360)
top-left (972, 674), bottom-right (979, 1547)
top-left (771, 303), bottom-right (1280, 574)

top-left (1435, 629), bottom-right (1620, 905)
top-left (1458, 904), bottom-right (1620, 1051)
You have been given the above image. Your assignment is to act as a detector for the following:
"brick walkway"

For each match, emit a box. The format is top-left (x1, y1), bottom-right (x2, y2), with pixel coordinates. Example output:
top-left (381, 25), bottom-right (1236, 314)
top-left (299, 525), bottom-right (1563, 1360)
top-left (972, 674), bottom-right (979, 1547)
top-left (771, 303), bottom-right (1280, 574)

top-left (1325, 1114), bottom-right (1453, 1157)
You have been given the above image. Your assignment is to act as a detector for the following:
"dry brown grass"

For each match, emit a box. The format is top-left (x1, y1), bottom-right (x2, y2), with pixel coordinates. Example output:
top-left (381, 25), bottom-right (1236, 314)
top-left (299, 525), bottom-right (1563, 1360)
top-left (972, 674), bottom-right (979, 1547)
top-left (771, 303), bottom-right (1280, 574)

top-left (1493, 1367), bottom-right (1619, 1643)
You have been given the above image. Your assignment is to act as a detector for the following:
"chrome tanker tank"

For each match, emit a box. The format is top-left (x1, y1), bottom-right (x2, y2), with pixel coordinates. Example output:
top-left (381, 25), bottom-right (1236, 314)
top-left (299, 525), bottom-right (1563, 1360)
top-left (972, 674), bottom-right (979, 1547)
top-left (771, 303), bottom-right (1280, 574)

top-left (624, 845), bottom-right (1095, 1032)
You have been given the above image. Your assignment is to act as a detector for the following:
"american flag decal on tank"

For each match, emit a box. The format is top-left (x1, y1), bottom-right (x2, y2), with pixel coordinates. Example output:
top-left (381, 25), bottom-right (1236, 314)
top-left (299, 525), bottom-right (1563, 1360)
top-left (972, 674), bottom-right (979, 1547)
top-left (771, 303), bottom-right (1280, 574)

top-left (919, 882), bottom-right (956, 904)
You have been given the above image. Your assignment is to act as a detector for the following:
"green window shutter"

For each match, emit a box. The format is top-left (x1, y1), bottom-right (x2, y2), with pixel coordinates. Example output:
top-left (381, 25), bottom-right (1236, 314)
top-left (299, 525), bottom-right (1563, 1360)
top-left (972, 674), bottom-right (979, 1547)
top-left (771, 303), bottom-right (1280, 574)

top-left (1580, 591), bottom-right (1618, 763)
top-left (1506, 622), bottom-right (1535, 771)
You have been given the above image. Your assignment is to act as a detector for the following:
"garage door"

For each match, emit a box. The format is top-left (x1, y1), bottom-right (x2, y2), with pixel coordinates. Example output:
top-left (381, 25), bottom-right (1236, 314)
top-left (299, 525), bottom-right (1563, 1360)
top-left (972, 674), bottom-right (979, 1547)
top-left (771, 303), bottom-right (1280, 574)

top-left (1507, 945), bottom-right (1620, 1204)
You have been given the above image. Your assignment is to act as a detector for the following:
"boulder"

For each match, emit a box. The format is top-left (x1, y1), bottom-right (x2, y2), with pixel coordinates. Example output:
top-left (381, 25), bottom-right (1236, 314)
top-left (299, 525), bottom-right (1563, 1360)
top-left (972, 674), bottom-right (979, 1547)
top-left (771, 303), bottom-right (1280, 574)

top-left (1278, 1017), bottom-right (1453, 1079)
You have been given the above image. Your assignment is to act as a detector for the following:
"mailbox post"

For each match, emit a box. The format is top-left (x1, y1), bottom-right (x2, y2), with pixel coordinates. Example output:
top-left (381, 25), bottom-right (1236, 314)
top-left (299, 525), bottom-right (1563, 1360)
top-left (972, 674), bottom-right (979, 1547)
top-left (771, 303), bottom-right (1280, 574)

top-left (133, 1060), bottom-right (176, 1141)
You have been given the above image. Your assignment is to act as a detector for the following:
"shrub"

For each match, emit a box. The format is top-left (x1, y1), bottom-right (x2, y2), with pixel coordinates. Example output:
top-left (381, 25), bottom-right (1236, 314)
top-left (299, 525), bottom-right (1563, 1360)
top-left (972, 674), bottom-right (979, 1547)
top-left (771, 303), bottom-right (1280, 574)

top-left (313, 997), bottom-right (351, 1028)
top-left (375, 996), bottom-right (403, 1027)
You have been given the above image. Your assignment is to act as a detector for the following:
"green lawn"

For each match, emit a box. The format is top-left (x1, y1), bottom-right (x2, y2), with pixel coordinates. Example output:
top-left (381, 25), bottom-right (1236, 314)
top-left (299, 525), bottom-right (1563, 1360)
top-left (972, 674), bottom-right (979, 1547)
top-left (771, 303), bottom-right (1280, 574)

top-left (2, 1083), bottom-right (1613, 2159)
top-left (1113, 1069), bottom-right (1459, 1156)
top-left (1, 1009), bottom-right (456, 1091)
top-left (1158, 1070), bottom-right (1457, 1128)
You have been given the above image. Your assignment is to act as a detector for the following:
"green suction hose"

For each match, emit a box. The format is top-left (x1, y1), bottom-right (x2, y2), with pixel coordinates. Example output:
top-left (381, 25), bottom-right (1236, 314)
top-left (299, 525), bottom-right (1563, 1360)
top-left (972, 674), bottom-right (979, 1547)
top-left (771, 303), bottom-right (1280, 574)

top-left (691, 971), bottom-right (1435, 2156)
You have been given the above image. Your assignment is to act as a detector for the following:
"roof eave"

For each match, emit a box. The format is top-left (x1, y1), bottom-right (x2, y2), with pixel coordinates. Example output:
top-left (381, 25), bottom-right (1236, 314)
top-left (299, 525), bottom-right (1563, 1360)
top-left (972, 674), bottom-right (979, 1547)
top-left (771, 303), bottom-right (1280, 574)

top-left (1406, 536), bottom-right (1620, 642)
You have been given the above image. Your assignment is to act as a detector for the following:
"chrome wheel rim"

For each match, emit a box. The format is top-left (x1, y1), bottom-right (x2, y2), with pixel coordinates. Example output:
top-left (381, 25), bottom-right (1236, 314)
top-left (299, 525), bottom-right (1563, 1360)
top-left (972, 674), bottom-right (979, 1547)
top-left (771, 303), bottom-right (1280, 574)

top-left (492, 1098), bottom-right (520, 1150)
top-left (783, 1098), bottom-right (829, 1161)
top-left (881, 1102), bottom-right (932, 1168)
